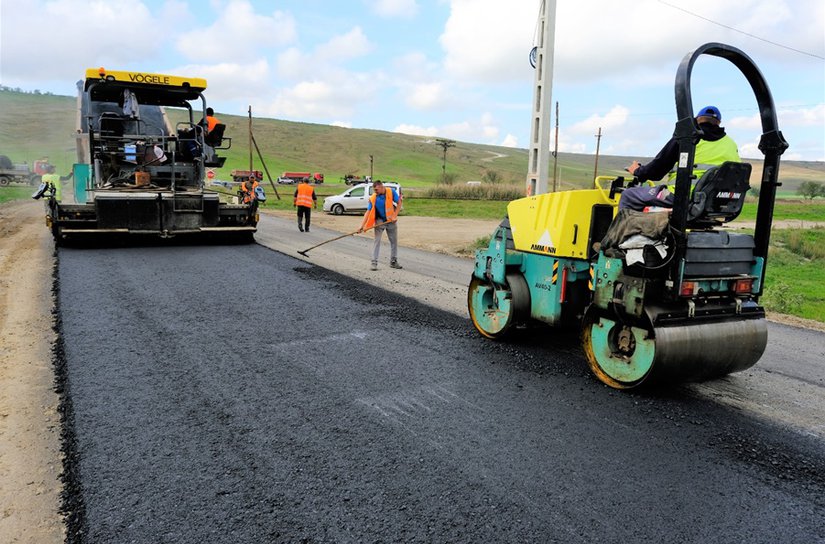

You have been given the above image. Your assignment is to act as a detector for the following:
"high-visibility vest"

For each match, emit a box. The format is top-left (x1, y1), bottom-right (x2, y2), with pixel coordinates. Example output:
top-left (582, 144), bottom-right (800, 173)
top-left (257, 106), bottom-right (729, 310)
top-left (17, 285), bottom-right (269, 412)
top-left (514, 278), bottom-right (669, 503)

top-left (241, 180), bottom-right (259, 203)
top-left (295, 183), bottom-right (315, 207)
top-left (363, 189), bottom-right (398, 230)
top-left (206, 115), bottom-right (219, 133)
top-left (42, 173), bottom-right (61, 201)
top-left (667, 135), bottom-right (740, 192)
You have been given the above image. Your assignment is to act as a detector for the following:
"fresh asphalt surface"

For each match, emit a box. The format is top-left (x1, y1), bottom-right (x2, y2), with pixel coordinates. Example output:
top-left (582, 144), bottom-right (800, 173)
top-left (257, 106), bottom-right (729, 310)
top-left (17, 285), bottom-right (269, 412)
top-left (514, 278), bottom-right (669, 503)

top-left (55, 242), bottom-right (825, 543)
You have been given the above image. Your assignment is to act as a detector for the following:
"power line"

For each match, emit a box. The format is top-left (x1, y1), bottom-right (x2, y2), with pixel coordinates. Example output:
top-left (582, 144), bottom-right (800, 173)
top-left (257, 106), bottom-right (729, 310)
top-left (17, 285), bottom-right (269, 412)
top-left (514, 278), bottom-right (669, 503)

top-left (658, 0), bottom-right (825, 60)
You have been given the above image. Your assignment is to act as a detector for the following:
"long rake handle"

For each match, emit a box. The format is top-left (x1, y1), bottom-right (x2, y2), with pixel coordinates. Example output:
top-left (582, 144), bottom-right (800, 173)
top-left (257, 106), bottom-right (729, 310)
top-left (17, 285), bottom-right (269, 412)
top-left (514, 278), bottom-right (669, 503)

top-left (297, 222), bottom-right (385, 256)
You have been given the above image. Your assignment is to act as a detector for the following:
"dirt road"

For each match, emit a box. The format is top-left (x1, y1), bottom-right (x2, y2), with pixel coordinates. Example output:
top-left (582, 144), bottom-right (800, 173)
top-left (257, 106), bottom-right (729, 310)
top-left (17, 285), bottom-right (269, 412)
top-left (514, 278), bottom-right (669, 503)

top-left (0, 201), bottom-right (63, 543)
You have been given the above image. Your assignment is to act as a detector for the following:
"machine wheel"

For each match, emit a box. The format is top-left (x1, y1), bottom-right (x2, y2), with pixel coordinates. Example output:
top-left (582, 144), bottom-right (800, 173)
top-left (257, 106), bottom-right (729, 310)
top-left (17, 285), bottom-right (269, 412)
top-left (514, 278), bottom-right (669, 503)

top-left (468, 272), bottom-right (530, 339)
top-left (581, 309), bottom-right (656, 389)
top-left (29, 174), bottom-right (42, 186)
top-left (0, 176), bottom-right (9, 187)
top-left (331, 204), bottom-right (344, 215)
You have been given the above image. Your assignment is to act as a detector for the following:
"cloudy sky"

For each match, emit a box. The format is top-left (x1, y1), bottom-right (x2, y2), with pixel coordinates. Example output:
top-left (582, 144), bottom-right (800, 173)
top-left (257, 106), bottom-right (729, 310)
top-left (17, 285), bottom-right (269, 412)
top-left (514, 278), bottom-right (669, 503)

top-left (1, 0), bottom-right (823, 161)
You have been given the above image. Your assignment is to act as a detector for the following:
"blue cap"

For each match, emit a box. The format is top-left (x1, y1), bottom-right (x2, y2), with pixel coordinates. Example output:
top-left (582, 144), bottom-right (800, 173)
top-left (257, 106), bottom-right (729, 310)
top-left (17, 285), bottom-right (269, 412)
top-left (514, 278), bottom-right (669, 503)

top-left (697, 105), bottom-right (721, 121)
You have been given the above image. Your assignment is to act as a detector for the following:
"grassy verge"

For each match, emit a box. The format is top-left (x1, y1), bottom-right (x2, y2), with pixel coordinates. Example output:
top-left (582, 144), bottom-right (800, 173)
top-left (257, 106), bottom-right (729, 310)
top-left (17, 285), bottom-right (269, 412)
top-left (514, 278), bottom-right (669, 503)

top-left (738, 200), bottom-right (825, 222)
top-left (0, 187), bottom-right (33, 204)
top-left (763, 228), bottom-right (825, 321)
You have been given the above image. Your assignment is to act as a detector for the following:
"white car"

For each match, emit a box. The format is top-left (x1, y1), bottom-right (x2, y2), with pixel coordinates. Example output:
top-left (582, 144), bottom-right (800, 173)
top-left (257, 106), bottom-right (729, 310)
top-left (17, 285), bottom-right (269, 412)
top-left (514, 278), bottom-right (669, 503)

top-left (323, 182), bottom-right (402, 215)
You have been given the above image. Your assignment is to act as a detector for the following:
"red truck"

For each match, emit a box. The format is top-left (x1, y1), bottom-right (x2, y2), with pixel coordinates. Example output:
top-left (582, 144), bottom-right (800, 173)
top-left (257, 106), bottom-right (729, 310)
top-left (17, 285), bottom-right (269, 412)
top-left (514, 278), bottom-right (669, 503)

top-left (282, 172), bottom-right (323, 184)
top-left (0, 156), bottom-right (54, 186)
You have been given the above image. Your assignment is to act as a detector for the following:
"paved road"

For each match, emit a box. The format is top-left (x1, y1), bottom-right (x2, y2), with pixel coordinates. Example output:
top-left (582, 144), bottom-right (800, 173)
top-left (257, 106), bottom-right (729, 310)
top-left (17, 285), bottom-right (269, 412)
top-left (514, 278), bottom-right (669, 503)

top-left (56, 239), bottom-right (825, 543)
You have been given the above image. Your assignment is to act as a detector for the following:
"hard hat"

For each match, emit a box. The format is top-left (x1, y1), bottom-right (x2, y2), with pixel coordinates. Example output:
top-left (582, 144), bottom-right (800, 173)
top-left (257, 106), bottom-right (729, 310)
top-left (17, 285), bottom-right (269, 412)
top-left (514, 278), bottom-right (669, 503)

top-left (697, 105), bottom-right (721, 121)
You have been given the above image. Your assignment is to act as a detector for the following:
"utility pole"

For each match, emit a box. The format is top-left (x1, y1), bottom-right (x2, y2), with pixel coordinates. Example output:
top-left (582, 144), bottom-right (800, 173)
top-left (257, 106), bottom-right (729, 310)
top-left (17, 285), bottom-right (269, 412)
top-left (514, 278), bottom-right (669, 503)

top-left (248, 106), bottom-right (253, 172)
top-left (552, 101), bottom-right (559, 192)
top-left (593, 127), bottom-right (602, 182)
top-left (369, 154), bottom-right (374, 179)
top-left (435, 138), bottom-right (455, 179)
top-left (526, 0), bottom-right (557, 196)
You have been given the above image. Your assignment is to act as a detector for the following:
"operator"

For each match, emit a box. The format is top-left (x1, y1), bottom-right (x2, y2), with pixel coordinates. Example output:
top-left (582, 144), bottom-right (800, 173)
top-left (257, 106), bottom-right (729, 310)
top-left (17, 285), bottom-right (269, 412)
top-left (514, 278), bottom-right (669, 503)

top-left (239, 175), bottom-right (259, 205)
top-left (198, 107), bottom-right (221, 161)
top-left (620, 106), bottom-right (740, 211)
top-left (357, 180), bottom-right (402, 271)
top-left (293, 177), bottom-right (317, 232)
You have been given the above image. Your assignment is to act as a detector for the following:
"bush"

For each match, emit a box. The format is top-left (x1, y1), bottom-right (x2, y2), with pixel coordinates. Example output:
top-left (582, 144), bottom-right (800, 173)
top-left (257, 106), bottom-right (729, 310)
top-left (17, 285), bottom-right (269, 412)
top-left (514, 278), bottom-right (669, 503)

top-left (438, 172), bottom-right (458, 185)
top-left (762, 281), bottom-right (803, 314)
top-left (482, 169), bottom-right (502, 184)
top-left (420, 183), bottom-right (524, 201)
top-left (796, 180), bottom-right (825, 200)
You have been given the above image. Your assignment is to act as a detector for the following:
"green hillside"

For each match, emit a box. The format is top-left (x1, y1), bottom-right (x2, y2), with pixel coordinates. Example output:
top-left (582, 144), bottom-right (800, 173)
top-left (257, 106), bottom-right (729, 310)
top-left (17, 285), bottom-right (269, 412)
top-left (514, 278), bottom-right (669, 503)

top-left (1, 89), bottom-right (822, 191)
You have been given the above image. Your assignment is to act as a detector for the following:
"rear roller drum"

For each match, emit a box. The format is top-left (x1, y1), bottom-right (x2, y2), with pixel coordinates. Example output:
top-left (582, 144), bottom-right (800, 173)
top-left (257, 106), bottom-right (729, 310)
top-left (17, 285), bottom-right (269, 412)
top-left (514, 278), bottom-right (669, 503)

top-left (468, 273), bottom-right (530, 339)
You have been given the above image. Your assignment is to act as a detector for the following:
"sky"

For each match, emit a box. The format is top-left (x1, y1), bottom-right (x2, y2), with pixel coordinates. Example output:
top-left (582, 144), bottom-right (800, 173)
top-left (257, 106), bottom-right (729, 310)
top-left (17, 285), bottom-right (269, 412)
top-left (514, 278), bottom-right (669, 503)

top-left (1, 0), bottom-right (823, 162)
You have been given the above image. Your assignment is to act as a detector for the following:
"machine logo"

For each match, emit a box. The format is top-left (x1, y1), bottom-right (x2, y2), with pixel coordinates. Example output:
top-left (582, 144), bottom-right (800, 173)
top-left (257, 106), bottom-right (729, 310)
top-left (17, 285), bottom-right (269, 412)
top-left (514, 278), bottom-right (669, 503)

top-left (532, 229), bottom-right (556, 254)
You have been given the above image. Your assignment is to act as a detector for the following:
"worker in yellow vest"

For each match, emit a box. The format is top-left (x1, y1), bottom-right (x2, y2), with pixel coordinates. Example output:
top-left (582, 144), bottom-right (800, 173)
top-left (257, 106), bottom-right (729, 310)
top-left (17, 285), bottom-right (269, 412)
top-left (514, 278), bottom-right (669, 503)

top-left (293, 178), bottom-right (317, 232)
top-left (41, 171), bottom-right (73, 202)
top-left (620, 105), bottom-right (740, 211)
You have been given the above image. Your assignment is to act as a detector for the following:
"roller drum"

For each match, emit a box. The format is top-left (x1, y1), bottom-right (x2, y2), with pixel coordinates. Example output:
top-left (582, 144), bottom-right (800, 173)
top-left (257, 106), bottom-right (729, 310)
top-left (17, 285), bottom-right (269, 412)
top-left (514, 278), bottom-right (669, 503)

top-left (648, 318), bottom-right (767, 383)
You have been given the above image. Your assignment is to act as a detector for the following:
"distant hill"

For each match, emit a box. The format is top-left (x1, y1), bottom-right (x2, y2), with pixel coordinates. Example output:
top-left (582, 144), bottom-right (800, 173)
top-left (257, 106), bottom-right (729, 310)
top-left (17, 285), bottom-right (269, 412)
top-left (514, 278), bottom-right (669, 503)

top-left (1, 89), bottom-right (822, 190)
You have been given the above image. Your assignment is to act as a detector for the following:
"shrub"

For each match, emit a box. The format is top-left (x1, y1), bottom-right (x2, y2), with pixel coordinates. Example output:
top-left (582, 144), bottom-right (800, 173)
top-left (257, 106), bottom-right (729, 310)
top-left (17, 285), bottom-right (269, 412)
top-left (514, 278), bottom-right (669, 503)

top-left (420, 183), bottom-right (524, 201)
top-left (762, 281), bottom-right (803, 314)
top-left (438, 172), bottom-right (458, 185)
top-left (796, 180), bottom-right (825, 200)
top-left (482, 169), bottom-right (502, 184)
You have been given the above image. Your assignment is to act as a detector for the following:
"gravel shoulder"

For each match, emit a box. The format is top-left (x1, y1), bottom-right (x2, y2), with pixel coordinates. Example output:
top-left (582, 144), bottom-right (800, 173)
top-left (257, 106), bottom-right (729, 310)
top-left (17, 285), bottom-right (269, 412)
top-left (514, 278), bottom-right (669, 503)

top-left (0, 200), bottom-right (63, 543)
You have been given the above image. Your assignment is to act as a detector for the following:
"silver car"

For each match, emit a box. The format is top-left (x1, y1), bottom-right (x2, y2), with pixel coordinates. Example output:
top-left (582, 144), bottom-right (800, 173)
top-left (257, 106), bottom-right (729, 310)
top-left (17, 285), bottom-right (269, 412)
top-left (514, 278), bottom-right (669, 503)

top-left (323, 182), bottom-right (402, 215)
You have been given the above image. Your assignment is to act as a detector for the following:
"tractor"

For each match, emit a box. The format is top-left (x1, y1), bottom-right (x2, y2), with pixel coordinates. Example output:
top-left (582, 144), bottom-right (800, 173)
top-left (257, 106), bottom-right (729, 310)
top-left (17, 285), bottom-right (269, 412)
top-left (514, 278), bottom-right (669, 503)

top-left (468, 43), bottom-right (787, 389)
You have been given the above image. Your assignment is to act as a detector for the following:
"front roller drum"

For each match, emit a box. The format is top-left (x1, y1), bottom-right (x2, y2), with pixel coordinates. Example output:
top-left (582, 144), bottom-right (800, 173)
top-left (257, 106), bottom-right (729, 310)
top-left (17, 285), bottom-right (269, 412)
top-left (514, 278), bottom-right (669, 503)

top-left (468, 273), bottom-right (530, 339)
top-left (582, 309), bottom-right (768, 389)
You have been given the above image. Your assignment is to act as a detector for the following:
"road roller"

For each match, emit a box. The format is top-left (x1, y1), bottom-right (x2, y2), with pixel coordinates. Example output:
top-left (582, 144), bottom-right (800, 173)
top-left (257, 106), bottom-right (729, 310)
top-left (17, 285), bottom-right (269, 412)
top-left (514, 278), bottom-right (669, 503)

top-left (468, 43), bottom-right (788, 389)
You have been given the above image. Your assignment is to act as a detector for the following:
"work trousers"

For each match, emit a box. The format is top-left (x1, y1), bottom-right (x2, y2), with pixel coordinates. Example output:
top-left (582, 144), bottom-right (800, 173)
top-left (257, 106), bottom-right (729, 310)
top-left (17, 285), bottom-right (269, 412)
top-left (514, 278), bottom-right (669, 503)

top-left (372, 220), bottom-right (398, 264)
top-left (297, 206), bottom-right (312, 230)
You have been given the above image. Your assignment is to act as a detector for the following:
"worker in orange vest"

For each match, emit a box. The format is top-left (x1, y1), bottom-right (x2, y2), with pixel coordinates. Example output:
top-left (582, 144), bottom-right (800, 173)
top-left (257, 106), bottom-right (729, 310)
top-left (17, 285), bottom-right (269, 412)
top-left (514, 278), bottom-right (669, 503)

top-left (239, 175), bottom-right (259, 204)
top-left (357, 180), bottom-right (402, 271)
top-left (293, 177), bottom-right (317, 232)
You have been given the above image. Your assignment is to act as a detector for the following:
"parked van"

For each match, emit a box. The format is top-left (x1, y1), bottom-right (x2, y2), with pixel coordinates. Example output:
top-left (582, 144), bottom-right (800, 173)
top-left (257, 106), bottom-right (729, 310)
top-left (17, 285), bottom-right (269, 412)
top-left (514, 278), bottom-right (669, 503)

top-left (323, 182), bottom-right (402, 215)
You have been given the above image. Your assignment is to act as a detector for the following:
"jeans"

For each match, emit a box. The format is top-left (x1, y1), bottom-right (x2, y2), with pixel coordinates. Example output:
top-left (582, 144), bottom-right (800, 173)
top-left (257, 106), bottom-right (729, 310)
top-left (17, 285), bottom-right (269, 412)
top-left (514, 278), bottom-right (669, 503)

top-left (372, 220), bottom-right (398, 264)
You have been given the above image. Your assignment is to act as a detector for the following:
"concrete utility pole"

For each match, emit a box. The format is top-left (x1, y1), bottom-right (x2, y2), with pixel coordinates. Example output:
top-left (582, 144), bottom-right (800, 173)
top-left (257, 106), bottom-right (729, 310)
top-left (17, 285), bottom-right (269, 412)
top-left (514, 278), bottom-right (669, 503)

top-left (526, 0), bottom-right (557, 196)
top-left (435, 138), bottom-right (455, 178)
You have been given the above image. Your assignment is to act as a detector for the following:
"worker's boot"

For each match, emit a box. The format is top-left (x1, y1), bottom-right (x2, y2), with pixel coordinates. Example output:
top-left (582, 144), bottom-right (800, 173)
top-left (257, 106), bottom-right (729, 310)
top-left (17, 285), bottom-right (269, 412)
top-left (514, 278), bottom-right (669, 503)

top-left (298, 224), bottom-right (304, 232)
top-left (371, 261), bottom-right (378, 271)
top-left (390, 260), bottom-right (403, 269)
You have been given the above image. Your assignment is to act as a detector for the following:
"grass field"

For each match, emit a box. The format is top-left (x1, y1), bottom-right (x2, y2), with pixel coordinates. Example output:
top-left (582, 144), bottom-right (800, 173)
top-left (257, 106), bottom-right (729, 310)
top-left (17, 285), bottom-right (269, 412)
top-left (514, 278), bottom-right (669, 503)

top-left (763, 228), bottom-right (825, 320)
top-left (737, 200), bottom-right (825, 222)
top-left (0, 186), bottom-right (33, 204)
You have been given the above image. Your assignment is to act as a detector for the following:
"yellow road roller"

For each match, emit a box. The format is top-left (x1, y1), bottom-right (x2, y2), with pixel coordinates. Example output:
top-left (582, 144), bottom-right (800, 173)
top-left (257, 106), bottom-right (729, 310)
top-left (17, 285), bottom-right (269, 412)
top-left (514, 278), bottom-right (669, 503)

top-left (468, 43), bottom-right (788, 389)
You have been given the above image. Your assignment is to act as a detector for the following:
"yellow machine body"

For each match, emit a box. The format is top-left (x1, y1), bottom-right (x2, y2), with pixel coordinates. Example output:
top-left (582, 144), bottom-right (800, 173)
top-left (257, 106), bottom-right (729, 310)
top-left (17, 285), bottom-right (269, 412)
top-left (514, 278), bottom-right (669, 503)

top-left (507, 184), bottom-right (619, 259)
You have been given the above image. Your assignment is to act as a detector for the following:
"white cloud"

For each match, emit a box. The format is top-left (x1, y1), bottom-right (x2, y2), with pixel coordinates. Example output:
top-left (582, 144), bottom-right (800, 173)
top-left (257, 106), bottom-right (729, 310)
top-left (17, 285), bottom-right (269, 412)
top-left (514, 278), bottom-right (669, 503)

top-left (0, 0), bottom-right (185, 82)
top-left (501, 134), bottom-right (518, 147)
top-left (172, 59), bottom-right (272, 104)
top-left (315, 27), bottom-right (372, 61)
top-left (176, 1), bottom-right (296, 63)
top-left (393, 114), bottom-right (503, 144)
top-left (369, 0), bottom-right (419, 18)
top-left (393, 124), bottom-right (439, 137)
top-left (405, 83), bottom-right (449, 110)
top-left (331, 121), bottom-right (353, 128)
top-left (263, 76), bottom-right (377, 120)
top-left (569, 105), bottom-right (631, 135)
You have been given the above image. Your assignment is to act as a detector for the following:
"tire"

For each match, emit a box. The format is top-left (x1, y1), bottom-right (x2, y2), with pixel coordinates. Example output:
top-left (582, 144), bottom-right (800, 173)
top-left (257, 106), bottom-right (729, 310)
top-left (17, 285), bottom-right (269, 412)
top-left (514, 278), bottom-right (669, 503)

top-left (0, 176), bottom-right (10, 187)
top-left (332, 204), bottom-right (344, 215)
top-left (29, 174), bottom-right (42, 186)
